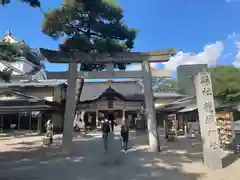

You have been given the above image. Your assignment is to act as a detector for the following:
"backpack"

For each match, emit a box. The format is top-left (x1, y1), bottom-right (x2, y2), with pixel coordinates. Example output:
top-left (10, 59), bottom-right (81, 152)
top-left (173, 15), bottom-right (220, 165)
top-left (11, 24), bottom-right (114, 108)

top-left (121, 125), bottom-right (129, 133)
top-left (102, 121), bottom-right (110, 133)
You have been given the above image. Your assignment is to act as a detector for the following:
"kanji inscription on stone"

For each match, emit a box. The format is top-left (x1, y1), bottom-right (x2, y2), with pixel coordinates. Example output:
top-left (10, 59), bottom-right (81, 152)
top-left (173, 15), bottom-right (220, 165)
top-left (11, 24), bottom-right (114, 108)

top-left (202, 87), bottom-right (213, 96)
top-left (207, 128), bottom-right (218, 136)
top-left (200, 74), bottom-right (211, 86)
top-left (205, 114), bottom-right (214, 124)
top-left (209, 141), bottom-right (219, 150)
top-left (204, 102), bottom-right (213, 113)
top-left (195, 71), bottom-right (222, 169)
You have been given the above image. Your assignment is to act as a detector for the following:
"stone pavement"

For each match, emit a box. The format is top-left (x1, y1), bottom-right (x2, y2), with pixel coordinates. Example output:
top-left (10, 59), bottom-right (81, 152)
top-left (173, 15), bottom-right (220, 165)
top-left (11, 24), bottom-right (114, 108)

top-left (0, 128), bottom-right (239, 180)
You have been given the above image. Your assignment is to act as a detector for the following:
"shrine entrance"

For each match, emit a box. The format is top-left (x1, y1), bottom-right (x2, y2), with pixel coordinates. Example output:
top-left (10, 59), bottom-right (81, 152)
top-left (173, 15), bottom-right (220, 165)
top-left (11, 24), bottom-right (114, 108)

top-left (40, 48), bottom-right (174, 152)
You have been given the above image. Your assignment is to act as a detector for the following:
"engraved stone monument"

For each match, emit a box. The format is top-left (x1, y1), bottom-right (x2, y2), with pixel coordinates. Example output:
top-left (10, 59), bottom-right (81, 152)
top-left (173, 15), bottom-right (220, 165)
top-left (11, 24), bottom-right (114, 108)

top-left (195, 71), bottom-right (222, 169)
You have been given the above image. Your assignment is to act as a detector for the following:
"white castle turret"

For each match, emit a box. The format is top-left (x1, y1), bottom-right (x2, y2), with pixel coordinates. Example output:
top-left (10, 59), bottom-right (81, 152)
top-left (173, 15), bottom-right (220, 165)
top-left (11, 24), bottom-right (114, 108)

top-left (0, 29), bottom-right (47, 81)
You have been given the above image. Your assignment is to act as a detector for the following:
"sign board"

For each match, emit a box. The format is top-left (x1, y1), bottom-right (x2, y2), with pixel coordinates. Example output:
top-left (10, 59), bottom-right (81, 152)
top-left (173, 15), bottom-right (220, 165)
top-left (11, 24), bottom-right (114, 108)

top-left (195, 71), bottom-right (222, 169)
top-left (165, 114), bottom-right (177, 138)
top-left (177, 64), bottom-right (207, 96)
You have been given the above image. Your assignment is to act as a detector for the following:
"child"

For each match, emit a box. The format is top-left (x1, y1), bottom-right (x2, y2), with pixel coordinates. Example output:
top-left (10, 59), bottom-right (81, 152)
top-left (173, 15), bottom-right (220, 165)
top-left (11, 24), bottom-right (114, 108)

top-left (121, 120), bottom-right (129, 152)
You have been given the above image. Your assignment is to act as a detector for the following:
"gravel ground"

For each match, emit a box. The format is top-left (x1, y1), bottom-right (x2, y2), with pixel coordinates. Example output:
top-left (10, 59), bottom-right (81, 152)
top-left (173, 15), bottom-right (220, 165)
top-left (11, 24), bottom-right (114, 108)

top-left (0, 128), bottom-right (239, 180)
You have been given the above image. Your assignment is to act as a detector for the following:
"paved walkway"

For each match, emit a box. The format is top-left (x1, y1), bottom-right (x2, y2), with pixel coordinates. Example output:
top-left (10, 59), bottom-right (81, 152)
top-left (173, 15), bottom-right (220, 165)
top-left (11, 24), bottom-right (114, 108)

top-left (0, 128), bottom-right (239, 180)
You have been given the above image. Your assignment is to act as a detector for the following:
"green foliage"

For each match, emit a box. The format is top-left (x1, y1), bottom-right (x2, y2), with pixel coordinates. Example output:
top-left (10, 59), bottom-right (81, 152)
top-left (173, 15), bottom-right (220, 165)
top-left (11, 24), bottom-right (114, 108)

top-left (0, 42), bottom-right (22, 82)
top-left (176, 88), bottom-right (186, 95)
top-left (0, 68), bottom-right (12, 83)
top-left (41, 0), bottom-right (137, 71)
top-left (154, 78), bottom-right (177, 92)
top-left (0, 0), bottom-right (10, 5)
top-left (0, 0), bottom-right (40, 7)
top-left (209, 66), bottom-right (240, 103)
top-left (0, 42), bottom-right (21, 62)
top-left (168, 48), bottom-right (176, 56)
top-left (20, 0), bottom-right (40, 7)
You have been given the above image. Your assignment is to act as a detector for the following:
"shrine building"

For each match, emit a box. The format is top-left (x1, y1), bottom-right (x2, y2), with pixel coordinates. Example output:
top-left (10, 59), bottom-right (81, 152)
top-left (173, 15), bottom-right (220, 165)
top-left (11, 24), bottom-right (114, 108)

top-left (77, 80), bottom-right (184, 129)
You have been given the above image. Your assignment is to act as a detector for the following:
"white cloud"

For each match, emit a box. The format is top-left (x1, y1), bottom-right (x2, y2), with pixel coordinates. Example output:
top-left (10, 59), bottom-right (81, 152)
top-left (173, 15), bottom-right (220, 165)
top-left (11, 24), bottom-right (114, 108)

top-left (125, 63), bottom-right (158, 71)
top-left (233, 53), bottom-right (240, 67)
top-left (164, 41), bottom-right (224, 72)
top-left (228, 32), bottom-right (240, 68)
top-left (232, 41), bottom-right (240, 67)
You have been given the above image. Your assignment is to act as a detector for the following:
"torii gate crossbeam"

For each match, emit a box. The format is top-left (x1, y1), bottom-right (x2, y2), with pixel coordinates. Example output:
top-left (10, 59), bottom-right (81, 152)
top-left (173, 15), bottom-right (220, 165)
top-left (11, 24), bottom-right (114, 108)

top-left (46, 70), bottom-right (171, 79)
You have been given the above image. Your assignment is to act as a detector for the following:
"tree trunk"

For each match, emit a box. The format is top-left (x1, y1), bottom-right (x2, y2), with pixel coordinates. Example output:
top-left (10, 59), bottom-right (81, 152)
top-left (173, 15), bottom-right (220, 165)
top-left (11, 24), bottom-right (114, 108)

top-left (77, 77), bottom-right (84, 102)
top-left (73, 68), bottom-right (85, 130)
top-left (74, 11), bottom-right (91, 130)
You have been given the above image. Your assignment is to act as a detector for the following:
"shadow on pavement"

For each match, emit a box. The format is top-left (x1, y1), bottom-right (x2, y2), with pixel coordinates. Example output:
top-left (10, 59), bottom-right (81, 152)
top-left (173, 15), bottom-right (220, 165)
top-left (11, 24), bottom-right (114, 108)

top-left (0, 131), bottom-right (42, 140)
top-left (0, 130), bottom-right (216, 180)
top-left (222, 152), bottom-right (240, 168)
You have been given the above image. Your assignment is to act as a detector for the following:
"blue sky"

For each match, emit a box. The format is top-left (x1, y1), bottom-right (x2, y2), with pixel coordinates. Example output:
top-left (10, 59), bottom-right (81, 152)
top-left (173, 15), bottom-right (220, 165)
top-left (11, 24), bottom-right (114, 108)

top-left (1, 0), bottom-right (240, 75)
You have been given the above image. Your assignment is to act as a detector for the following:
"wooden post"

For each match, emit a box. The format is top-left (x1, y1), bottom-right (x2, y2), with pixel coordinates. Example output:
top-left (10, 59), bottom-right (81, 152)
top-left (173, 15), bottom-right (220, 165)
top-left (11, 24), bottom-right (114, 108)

top-left (37, 114), bottom-right (41, 133)
top-left (29, 112), bottom-right (32, 131)
top-left (62, 62), bottom-right (78, 153)
top-left (195, 72), bottom-right (222, 169)
top-left (122, 110), bottom-right (125, 122)
top-left (0, 115), bottom-right (3, 134)
top-left (142, 61), bottom-right (160, 152)
top-left (96, 110), bottom-right (98, 127)
top-left (18, 113), bottom-right (20, 130)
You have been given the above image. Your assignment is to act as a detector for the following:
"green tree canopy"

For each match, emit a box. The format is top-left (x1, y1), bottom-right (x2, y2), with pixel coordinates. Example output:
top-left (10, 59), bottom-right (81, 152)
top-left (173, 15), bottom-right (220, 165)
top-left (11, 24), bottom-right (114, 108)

top-left (0, 42), bottom-right (22, 82)
top-left (41, 0), bottom-right (137, 71)
top-left (209, 66), bottom-right (240, 103)
top-left (0, 42), bottom-right (21, 61)
top-left (41, 0), bottom-right (137, 103)
top-left (0, 0), bottom-right (40, 7)
top-left (153, 78), bottom-right (177, 92)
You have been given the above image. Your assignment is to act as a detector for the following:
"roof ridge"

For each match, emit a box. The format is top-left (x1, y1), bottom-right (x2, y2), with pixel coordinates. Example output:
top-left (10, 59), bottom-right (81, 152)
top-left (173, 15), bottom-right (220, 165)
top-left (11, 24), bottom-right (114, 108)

top-left (0, 90), bottom-right (40, 100)
top-left (84, 80), bottom-right (139, 84)
top-left (2, 29), bottom-right (18, 42)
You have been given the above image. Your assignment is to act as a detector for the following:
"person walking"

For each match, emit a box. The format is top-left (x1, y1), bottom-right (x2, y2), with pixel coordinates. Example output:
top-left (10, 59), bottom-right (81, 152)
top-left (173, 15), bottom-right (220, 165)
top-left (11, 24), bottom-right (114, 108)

top-left (101, 117), bottom-right (110, 154)
top-left (108, 113), bottom-right (116, 132)
top-left (121, 120), bottom-right (129, 153)
top-left (45, 119), bottom-right (53, 145)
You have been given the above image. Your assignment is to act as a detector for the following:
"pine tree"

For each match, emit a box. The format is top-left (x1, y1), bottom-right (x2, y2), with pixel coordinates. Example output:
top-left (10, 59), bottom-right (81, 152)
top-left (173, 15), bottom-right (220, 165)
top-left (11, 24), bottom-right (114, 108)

top-left (0, 42), bottom-right (21, 82)
top-left (0, 0), bottom-right (40, 7)
top-left (41, 0), bottom-right (137, 101)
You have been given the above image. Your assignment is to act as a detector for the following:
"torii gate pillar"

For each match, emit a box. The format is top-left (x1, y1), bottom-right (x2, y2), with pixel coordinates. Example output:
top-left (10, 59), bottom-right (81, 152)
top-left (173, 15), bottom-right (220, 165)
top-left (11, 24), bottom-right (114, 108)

top-left (62, 62), bottom-right (78, 153)
top-left (142, 61), bottom-right (160, 152)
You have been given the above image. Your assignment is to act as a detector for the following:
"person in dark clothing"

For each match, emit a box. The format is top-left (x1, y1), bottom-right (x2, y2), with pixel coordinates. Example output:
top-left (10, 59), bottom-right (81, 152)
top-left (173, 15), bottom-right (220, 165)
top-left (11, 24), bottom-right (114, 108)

top-left (101, 117), bottom-right (110, 154)
top-left (108, 113), bottom-right (116, 132)
top-left (121, 120), bottom-right (129, 152)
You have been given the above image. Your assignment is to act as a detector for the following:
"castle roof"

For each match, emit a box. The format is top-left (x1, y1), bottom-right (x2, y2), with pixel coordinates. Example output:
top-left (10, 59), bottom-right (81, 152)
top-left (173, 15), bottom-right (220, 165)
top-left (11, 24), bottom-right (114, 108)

top-left (1, 29), bottom-right (44, 66)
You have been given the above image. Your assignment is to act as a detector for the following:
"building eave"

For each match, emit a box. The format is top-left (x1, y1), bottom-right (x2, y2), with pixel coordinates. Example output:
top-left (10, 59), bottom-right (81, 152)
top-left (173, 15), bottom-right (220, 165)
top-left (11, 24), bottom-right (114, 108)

top-left (0, 81), bottom-right (67, 88)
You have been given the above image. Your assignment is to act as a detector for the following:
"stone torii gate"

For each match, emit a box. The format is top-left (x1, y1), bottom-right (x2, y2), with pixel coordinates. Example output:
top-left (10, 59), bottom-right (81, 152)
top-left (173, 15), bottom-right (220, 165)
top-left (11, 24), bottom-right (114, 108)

top-left (40, 48), bottom-right (174, 153)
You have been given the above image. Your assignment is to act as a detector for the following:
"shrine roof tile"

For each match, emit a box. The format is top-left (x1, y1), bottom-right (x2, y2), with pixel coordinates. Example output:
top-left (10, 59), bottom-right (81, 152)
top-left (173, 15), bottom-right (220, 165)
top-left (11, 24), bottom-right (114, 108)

top-left (80, 81), bottom-right (142, 101)
top-left (79, 81), bottom-right (185, 102)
